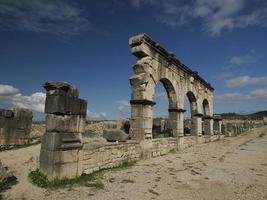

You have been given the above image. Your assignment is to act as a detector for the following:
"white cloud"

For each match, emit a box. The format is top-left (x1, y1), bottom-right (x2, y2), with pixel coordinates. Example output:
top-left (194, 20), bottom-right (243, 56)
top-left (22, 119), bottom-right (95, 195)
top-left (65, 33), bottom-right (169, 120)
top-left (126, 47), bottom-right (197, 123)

top-left (131, 0), bottom-right (267, 37)
top-left (117, 100), bottom-right (130, 116)
top-left (0, 84), bottom-right (20, 96)
top-left (215, 87), bottom-right (267, 103)
top-left (10, 92), bottom-right (46, 113)
top-left (0, 84), bottom-right (46, 113)
top-left (229, 50), bottom-right (257, 65)
top-left (117, 100), bottom-right (130, 112)
top-left (226, 76), bottom-right (267, 88)
top-left (87, 109), bottom-right (107, 120)
top-left (0, 0), bottom-right (91, 36)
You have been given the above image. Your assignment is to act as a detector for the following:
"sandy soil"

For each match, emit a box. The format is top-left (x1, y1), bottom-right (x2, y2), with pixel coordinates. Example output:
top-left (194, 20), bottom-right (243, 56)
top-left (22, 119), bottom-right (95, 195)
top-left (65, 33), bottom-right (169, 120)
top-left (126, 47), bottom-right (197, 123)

top-left (0, 126), bottom-right (266, 200)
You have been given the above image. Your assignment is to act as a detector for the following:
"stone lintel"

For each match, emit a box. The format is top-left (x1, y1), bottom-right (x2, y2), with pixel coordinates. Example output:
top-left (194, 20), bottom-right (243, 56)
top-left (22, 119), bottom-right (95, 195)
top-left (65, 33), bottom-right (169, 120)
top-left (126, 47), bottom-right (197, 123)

top-left (129, 33), bottom-right (215, 92)
top-left (130, 99), bottom-right (156, 106)
top-left (168, 108), bottom-right (186, 113)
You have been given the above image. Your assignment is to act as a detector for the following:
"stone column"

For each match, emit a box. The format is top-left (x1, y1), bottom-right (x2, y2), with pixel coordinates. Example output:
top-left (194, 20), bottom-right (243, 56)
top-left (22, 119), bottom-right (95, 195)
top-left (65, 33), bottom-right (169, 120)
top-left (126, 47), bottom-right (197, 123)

top-left (129, 100), bottom-right (155, 141)
top-left (213, 115), bottom-right (222, 135)
top-left (168, 108), bottom-right (185, 137)
top-left (39, 81), bottom-right (87, 180)
top-left (203, 116), bottom-right (214, 135)
top-left (192, 113), bottom-right (203, 136)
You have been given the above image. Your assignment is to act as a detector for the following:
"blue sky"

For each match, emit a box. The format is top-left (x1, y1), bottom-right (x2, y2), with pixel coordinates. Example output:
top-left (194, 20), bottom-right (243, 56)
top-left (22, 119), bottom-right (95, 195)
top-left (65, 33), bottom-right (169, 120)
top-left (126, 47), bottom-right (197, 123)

top-left (0, 0), bottom-right (266, 120)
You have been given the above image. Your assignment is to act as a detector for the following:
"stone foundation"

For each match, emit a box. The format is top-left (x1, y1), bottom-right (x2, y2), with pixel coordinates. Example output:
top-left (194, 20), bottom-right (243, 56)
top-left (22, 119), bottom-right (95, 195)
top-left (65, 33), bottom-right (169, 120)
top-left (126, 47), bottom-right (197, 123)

top-left (0, 108), bottom-right (32, 146)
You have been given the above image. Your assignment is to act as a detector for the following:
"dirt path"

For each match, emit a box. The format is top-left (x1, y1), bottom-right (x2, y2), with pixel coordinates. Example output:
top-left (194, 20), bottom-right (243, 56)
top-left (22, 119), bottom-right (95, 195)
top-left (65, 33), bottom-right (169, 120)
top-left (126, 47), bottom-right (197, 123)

top-left (1, 126), bottom-right (267, 200)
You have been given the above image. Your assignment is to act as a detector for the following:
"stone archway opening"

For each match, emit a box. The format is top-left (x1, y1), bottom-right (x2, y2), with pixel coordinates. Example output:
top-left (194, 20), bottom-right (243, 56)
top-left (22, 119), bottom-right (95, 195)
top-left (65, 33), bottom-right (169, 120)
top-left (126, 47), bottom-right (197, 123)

top-left (184, 91), bottom-right (199, 136)
top-left (202, 99), bottom-right (213, 135)
top-left (152, 78), bottom-right (177, 138)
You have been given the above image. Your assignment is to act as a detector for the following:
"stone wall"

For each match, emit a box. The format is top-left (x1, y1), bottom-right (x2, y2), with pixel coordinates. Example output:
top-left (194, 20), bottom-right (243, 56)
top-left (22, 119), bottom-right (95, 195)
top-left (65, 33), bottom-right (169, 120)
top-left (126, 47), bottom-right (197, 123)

top-left (82, 141), bottom-right (141, 174)
top-left (0, 108), bottom-right (32, 146)
top-left (151, 138), bottom-right (178, 157)
top-left (221, 119), bottom-right (260, 136)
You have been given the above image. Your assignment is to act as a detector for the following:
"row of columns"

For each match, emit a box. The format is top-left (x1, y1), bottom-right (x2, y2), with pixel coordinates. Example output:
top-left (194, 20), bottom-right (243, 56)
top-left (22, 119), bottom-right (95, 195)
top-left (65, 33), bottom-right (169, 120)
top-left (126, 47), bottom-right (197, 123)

top-left (130, 101), bottom-right (222, 141)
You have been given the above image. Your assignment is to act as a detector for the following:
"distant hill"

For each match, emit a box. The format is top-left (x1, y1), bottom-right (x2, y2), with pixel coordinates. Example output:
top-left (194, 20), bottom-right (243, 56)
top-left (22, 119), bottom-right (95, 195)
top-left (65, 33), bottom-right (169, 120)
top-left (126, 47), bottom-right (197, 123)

top-left (219, 110), bottom-right (267, 120)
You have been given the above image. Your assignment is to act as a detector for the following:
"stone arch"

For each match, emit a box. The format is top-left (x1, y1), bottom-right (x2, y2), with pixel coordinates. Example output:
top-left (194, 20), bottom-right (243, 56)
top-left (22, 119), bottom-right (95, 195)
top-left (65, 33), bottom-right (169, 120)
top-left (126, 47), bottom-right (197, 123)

top-left (186, 91), bottom-right (197, 115)
top-left (128, 33), bottom-right (214, 141)
top-left (202, 98), bottom-right (213, 135)
top-left (202, 99), bottom-right (211, 116)
top-left (152, 78), bottom-right (179, 138)
top-left (184, 91), bottom-right (202, 136)
top-left (157, 78), bottom-right (177, 108)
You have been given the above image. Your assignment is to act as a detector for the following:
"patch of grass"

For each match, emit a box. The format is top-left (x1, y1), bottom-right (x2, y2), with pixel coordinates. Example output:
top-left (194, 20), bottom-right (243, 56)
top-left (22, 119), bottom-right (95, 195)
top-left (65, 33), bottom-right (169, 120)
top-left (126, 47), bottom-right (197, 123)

top-left (29, 161), bottom-right (136, 189)
top-left (169, 149), bottom-right (176, 154)
top-left (28, 169), bottom-right (105, 189)
top-left (0, 175), bottom-right (18, 195)
top-left (0, 139), bottom-right (41, 152)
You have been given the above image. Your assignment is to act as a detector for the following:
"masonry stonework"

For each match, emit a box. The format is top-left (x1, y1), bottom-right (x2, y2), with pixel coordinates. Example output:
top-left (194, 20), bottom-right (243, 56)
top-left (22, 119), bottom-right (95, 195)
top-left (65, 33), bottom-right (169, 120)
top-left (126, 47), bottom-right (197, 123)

top-left (128, 34), bottom-right (214, 141)
top-left (0, 108), bottom-right (32, 146)
top-left (39, 81), bottom-right (87, 180)
top-left (38, 34), bottom-right (263, 181)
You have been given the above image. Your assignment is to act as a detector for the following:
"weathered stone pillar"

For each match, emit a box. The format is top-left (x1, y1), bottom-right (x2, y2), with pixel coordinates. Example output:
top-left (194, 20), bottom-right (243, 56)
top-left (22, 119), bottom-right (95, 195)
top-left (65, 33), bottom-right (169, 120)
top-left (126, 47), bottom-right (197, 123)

top-left (168, 108), bottom-right (185, 137)
top-left (192, 113), bottom-right (202, 136)
top-left (0, 108), bottom-right (32, 146)
top-left (213, 115), bottom-right (222, 135)
top-left (203, 116), bottom-right (214, 135)
top-left (129, 100), bottom-right (154, 141)
top-left (39, 81), bottom-right (87, 180)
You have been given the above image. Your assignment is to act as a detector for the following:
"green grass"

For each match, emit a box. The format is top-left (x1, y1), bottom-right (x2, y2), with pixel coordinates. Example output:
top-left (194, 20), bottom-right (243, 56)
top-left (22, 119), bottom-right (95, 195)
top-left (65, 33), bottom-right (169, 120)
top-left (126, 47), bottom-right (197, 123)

top-left (169, 149), bottom-right (177, 154)
top-left (0, 176), bottom-right (18, 194)
top-left (0, 138), bottom-right (41, 152)
top-left (28, 161), bottom-right (136, 189)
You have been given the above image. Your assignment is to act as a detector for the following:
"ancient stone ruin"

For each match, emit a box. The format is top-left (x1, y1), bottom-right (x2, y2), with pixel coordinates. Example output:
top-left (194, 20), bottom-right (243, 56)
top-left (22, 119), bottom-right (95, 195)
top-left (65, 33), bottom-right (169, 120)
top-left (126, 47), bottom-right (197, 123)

top-left (129, 34), bottom-right (215, 142)
top-left (39, 81), bottom-right (87, 180)
top-left (221, 119), bottom-right (260, 137)
top-left (0, 107), bottom-right (32, 146)
top-left (39, 34), bottom-right (263, 180)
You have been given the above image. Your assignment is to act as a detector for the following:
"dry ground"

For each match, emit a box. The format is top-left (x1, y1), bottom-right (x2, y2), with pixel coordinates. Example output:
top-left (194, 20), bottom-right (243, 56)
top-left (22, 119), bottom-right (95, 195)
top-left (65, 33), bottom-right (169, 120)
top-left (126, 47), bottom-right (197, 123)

top-left (0, 126), bottom-right (266, 200)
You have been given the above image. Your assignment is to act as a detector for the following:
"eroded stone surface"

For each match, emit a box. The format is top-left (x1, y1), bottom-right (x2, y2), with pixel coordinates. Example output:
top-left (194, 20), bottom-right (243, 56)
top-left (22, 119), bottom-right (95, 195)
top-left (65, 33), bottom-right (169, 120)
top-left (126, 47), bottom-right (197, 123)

top-left (40, 81), bottom-right (87, 180)
top-left (0, 107), bottom-right (32, 146)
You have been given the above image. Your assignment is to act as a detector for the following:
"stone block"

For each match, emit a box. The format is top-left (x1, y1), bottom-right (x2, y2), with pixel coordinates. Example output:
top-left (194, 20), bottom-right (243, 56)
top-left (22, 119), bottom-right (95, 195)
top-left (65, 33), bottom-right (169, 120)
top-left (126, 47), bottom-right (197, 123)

top-left (45, 94), bottom-right (87, 115)
top-left (46, 114), bottom-right (85, 133)
top-left (45, 94), bottom-right (67, 114)
top-left (44, 81), bottom-right (79, 98)
top-left (13, 107), bottom-right (33, 119)
top-left (0, 109), bottom-right (13, 118)
top-left (40, 161), bottom-right (80, 180)
top-left (103, 129), bottom-right (129, 142)
top-left (41, 132), bottom-right (62, 151)
top-left (39, 149), bottom-right (81, 165)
